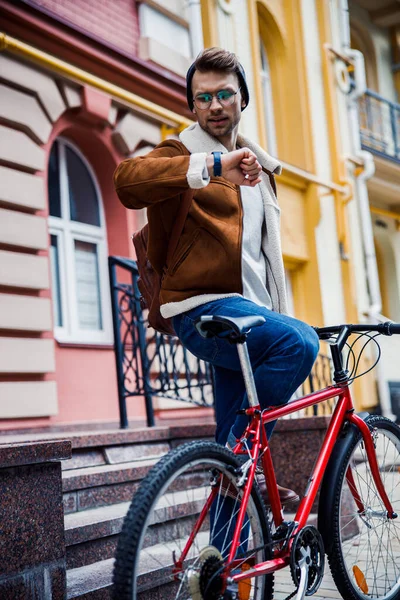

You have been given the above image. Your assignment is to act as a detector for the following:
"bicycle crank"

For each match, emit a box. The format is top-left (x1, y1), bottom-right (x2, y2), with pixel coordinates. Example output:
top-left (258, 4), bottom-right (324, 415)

top-left (289, 525), bottom-right (325, 598)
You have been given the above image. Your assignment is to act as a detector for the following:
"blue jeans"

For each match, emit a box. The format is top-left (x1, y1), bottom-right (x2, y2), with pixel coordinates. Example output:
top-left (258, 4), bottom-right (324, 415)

top-left (173, 297), bottom-right (319, 446)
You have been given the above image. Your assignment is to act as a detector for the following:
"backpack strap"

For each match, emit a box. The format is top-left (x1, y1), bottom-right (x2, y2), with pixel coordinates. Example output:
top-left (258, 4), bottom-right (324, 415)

top-left (262, 167), bottom-right (277, 198)
top-left (166, 187), bottom-right (194, 266)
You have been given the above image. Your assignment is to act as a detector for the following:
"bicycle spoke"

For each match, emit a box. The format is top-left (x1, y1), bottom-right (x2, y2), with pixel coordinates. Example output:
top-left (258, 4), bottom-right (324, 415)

top-left (336, 424), bottom-right (400, 599)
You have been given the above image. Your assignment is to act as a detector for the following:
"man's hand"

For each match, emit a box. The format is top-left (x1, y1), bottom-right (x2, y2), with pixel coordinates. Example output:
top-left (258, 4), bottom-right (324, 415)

top-left (206, 148), bottom-right (262, 187)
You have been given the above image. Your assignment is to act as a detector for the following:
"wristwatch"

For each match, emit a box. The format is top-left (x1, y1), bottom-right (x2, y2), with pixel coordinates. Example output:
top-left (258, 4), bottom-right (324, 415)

top-left (212, 151), bottom-right (222, 177)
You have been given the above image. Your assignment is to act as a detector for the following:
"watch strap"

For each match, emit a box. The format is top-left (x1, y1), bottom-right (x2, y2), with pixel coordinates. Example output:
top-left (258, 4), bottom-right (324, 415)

top-left (212, 151), bottom-right (222, 177)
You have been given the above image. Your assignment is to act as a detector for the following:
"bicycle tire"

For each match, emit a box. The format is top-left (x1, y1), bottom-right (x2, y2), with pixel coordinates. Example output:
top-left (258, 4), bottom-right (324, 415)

top-left (319, 415), bottom-right (400, 600)
top-left (112, 440), bottom-right (274, 600)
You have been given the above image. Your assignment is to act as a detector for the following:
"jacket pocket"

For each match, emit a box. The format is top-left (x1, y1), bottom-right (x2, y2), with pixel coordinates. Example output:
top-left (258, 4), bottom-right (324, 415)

top-left (168, 229), bottom-right (201, 276)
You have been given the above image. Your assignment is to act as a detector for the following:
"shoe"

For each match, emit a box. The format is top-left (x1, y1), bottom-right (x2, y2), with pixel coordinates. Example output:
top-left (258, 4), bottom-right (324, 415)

top-left (218, 464), bottom-right (299, 508)
top-left (235, 453), bottom-right (300, 508)
top-left (255, 471), bottom-right (299, 508)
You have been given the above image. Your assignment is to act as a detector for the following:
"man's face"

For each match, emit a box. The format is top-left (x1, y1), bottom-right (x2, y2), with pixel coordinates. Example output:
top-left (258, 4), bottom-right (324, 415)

top-left (191, 70), bottom-right (245, 141)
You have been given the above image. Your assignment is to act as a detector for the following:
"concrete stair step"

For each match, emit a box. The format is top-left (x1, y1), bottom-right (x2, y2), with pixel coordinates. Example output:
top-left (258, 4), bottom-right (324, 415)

top-left (67, 558), bottom-right (114, 599)
top-left (65, 502), bottom-right (130, 569)
top-left (64, 486), bottom-right (209, 569)
top-left (62, 458), bottom-right (159, 491)
top-left (62, 458), bottom-right (159, 514)
top-left (4, 423), bottom-right (215, 450)
top-left (62, 456), bottom-right (213, 514)
top-left (61, 441), bottom-right (171, 472)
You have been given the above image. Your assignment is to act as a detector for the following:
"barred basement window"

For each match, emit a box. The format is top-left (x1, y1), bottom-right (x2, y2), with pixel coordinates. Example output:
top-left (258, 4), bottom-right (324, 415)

top-left (47, 137), bottom-right (112, 344)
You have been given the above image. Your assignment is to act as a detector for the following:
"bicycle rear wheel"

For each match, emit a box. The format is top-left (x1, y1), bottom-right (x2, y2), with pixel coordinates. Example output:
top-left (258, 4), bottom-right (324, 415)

top-left (113, 440), bottom-right (273, 600)
top-left (319, 416), bottom-right (400, 600)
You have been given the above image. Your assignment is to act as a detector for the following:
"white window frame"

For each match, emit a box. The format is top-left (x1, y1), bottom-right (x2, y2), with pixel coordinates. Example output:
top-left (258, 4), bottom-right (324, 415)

top-left (48, 137), bottom-right (113, 345)
top-left (260, 42), bottom-right (278, 157)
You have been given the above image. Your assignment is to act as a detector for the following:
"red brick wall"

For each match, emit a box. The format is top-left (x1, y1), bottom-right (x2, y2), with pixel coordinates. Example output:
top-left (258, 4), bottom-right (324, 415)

top-left (29, 0), bottom-right (139, 55)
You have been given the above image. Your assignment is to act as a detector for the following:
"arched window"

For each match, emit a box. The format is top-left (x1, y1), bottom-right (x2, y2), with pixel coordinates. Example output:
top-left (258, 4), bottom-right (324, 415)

top-left (48, 137), bottom-right (112, 344)
top-left (260, 41), bottom-right (277, 156)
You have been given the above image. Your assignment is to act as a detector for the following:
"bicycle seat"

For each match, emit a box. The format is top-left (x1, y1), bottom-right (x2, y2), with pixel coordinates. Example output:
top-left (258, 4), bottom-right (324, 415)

top-left (195, 314), bottom-right (266, 341)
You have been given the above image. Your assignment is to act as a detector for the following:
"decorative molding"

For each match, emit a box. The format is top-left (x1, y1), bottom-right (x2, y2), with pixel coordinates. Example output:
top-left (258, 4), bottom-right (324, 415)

top-left (0, 124), bottom-right (45, 172)
top-left (0, 337), bottom-right (55, 373)
top-left (0, 250), bottom-right (50, 289)
top-left (112, 112), bottom-right (161, 155)
top-left (0, 53), bottom-right (66, 123)
top-left (0, 381), bottom-right (58, 418)
top-left (0, 32), bottom-right (191, 129)
top-left (0, 208), bottom-right (47, 250)
top-left (0, 166), bottom-right (45, 211)
top-left (0, 83), bottom-right (52, 144)
top-left (0, 294), bottom-right (52, 331)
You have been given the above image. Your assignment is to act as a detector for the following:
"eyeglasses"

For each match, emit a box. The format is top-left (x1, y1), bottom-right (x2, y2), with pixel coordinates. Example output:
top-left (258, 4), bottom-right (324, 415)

top-left (193, 88), bottom-right (241, 110)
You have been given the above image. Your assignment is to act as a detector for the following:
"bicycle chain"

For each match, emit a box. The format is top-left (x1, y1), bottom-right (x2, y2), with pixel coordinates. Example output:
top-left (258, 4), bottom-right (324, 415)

top-left (217, 534), bottom-right (300, 600)
top-left (282, 588), bottom-right (298, 600)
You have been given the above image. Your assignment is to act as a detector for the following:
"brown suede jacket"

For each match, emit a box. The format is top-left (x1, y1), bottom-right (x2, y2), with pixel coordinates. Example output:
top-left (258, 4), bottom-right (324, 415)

top-left (114, 128), bottom-right (287, 315)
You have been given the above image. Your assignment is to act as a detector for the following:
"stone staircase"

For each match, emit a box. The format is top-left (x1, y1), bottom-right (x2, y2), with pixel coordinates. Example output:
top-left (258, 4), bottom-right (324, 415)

top-left (59, 424), bottom-right (215, 599)
top-left (2, 415), bottom-right (326, 598)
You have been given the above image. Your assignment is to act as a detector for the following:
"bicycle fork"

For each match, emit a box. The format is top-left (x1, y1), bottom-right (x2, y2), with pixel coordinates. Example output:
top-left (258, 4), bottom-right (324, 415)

top-left (347, 412), bottom-right (398, 519)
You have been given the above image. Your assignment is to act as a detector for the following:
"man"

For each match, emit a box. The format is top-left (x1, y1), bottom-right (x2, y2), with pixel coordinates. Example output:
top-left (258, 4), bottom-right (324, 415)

top-left (114, 48), bottom-right (319, 506)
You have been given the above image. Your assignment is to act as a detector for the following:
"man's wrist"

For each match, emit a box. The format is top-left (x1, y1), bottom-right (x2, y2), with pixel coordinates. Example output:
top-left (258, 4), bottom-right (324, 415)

top-left (206, 154), bottom-right (214, 176)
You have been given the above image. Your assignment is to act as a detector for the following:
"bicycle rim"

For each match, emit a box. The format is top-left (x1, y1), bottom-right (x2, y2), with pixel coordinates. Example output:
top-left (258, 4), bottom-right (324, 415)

top-left (113, 442), bottom-right (273, 600)
top-left (336, 422), bottom-right (400, 599)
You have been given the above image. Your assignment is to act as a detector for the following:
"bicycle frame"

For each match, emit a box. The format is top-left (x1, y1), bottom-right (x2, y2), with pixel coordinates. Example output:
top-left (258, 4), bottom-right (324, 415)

top-left (175, 320), bottom-right (400, 591)
top-left (175, 379), bottom-right (398, 583)
top-left (229, 382), bottom-right (397, 584)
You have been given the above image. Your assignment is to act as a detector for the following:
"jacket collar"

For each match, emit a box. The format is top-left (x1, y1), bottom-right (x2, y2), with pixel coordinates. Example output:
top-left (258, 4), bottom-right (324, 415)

top-left (179, 122), bottom-right (282, 175)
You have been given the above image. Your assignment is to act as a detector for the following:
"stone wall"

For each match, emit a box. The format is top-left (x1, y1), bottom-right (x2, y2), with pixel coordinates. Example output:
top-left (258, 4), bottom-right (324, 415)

top-left (0, 440), bottom-right (71, 598)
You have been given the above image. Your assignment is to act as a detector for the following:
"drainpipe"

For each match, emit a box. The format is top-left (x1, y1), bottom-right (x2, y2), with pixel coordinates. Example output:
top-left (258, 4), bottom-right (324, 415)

top-left (187, 0), bottom-right (204, 58)
top-left (339, 0), bottom-right (396, 420)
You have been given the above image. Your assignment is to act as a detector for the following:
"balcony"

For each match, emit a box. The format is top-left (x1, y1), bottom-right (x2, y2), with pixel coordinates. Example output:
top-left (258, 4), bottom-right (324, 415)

top-left (359, 90), bottom-right (400, 162)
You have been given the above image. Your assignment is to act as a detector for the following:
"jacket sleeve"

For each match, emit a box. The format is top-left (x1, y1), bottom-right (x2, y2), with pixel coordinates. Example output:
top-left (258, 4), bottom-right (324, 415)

top-left (114, 140), bottom-right (209, 209)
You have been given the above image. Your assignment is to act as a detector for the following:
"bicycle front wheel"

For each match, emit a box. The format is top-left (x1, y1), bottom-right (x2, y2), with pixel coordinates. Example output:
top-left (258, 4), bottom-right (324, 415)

top-left (320, 415), bottom-right (400, 600)
top-left (113, 440), bottom-right (273, 600)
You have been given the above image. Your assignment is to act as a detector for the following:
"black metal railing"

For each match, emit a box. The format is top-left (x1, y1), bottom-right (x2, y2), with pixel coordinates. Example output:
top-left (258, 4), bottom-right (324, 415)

top-left (108, 256), bottom-right (214, 428)
top-left (301, 352), bottom-right (334, 416)
top-left (359, 89), bottom-right (400, 161)
top-left (109, 256), bottom-right (333, 427)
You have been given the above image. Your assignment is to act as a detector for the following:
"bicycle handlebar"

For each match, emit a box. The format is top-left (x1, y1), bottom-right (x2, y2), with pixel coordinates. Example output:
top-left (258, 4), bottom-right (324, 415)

top-left (312, 321), bottom-right (400, 377)
top-left (314, 321), bottom-right (400, 339)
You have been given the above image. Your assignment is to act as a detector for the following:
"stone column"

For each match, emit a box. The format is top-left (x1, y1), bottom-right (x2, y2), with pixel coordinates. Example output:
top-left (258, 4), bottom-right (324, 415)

top-left (0, 440), bottom-right (71, 599)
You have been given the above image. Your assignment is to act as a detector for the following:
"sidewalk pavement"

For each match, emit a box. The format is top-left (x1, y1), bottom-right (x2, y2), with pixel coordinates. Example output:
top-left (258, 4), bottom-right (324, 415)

top-left (274, 564), bottom-right (341, 599)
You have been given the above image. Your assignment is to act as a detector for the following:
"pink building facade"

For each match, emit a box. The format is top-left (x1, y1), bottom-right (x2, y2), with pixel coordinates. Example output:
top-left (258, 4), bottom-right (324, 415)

top-left (0, 0), bottom-right (210, 430)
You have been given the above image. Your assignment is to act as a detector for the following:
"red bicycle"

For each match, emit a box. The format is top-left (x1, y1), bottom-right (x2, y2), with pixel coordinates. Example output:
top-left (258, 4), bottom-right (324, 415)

top-left (113, 316), bottom-right (400, 600)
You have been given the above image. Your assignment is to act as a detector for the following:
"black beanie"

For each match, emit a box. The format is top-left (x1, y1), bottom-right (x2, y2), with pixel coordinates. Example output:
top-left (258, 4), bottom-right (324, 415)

top-left (186, 61), bottom-right (250, 112)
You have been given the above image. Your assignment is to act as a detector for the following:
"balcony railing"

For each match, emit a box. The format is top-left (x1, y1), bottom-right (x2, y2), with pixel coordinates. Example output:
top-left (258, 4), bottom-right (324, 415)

top-left (359, 89), bottom-right (400, 161)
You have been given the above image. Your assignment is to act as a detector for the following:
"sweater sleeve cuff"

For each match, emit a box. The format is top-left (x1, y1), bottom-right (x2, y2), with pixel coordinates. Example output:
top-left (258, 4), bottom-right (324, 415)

top-left (186, 152), bottom-right (210, 189)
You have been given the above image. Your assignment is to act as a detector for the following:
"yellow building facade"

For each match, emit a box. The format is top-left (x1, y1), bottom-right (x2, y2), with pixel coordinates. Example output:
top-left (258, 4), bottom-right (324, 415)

top-left (200, 0), bottom-right (400, 418)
